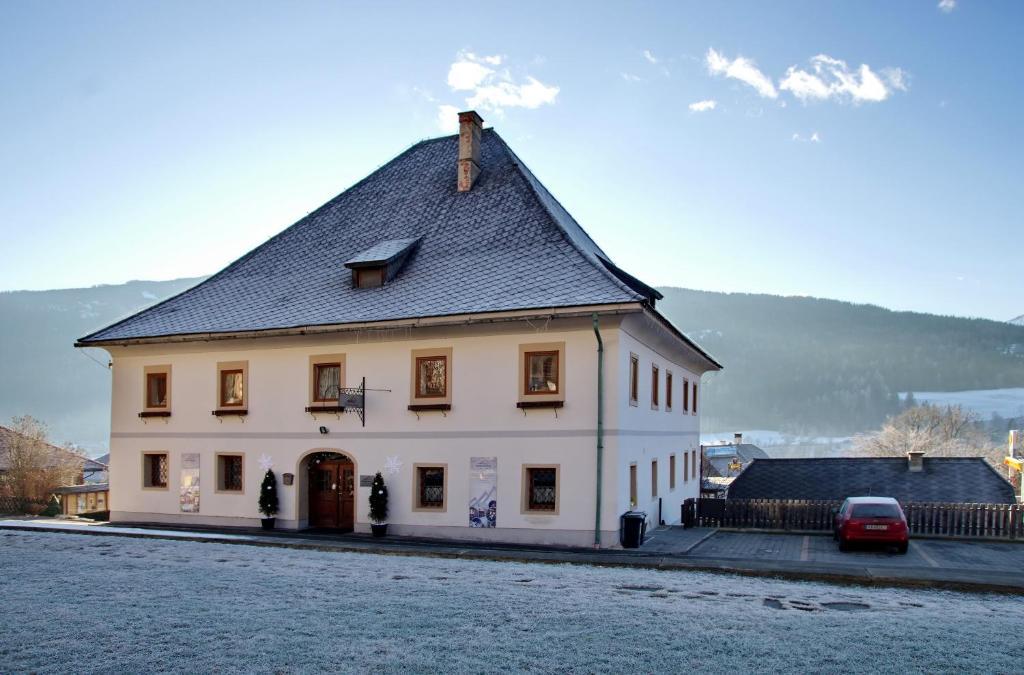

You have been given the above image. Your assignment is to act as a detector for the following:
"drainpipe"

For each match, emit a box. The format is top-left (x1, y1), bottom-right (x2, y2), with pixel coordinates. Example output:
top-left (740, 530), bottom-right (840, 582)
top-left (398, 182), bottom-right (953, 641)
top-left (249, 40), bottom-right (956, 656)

top-left (592, 314), bottom-right (604, 548)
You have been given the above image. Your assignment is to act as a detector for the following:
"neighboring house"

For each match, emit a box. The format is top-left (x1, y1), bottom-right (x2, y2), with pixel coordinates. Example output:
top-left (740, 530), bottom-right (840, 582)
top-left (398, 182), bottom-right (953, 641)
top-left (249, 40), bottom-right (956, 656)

top-left (702, 433), bottom-right (768, 477)
top-left (0, 425), bottom-right (87, 492)
top-left (701, 476), bottom-right (734, 499)
top-left (85, 454), bottom-right (110, 484)
top-left (727, 453), bottom-right (1017, 504)
top-left (75, 111), bottom-right (721, 547)
top-left (53, 483), bottom-right (110, 516)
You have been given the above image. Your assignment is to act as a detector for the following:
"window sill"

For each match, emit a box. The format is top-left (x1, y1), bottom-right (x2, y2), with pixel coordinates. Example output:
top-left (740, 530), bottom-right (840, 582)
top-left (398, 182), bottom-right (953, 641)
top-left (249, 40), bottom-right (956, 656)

top-left (516, 401), bottom-right (564, 409)
top-left (305, 405), bottom-right (346, 414)
top-left (408, 403), bottom-right (452, 412)
top-left (138, 411), bottom-right (171, 418)
top-left (212, 409), bottom-right (248, 417)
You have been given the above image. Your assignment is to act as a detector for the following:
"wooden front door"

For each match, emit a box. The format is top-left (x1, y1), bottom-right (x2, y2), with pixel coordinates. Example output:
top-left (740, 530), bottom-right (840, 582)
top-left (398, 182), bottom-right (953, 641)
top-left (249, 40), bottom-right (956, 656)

top-left (309, 458), bottom-right (355, 530)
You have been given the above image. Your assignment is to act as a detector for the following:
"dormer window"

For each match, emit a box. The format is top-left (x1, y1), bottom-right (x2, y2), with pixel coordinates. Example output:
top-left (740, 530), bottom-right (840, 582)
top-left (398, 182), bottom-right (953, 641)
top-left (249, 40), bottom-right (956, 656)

top-left (344, 237), bottom-right (420, 289)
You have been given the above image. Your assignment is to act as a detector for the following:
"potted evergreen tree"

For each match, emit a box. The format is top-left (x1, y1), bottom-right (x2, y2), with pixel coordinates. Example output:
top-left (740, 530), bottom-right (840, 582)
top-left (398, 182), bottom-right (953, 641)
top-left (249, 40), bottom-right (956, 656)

top-left (368, 471), bottom-right (388, 537)
top-left (258, 469), bottom-right (279, 530)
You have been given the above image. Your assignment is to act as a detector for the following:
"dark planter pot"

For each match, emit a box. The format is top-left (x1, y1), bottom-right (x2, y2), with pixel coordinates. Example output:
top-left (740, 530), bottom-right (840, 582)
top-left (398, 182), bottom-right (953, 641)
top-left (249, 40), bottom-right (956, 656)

top-left (261, 517), bottom-right (276, 530)
top-left (371, 523), bottom-right (388, 537)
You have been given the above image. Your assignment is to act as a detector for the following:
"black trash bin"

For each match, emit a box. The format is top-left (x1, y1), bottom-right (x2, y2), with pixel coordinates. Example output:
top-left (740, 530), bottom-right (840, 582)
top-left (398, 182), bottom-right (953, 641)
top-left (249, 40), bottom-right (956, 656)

top-left (620, 511), bottom-right (647, 548)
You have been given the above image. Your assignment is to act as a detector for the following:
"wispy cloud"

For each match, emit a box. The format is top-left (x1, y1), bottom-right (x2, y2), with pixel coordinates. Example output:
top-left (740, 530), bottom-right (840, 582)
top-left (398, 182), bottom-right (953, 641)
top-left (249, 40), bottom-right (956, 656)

top-left (791, 131), bottom-right (822, 143)
top-left (621, 72), bottom-right (643, 83)
top-left (779, 55), bottom-right (906, 103)
top-left (643, 49), bottom-right (659, 65)
top-left (706, 48), bottom-right (778, 99)
top-left (436, 51), bottom-right (559, 130)
top-left (688, 99), bottom-right (718, 113)
top-left (938, 0), bottom-right (956, 13)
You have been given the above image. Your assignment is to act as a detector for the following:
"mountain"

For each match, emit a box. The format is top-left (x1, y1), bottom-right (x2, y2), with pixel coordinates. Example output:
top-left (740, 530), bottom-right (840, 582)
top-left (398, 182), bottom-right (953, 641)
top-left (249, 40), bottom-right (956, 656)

top-left (1011, 315), bottom-right (1024, 326)
top-left (657, 288), bottom-right (1024, 435)
top-left (0, 278), bottom-right (204, 452)
top-left (2, 278), bottom-right (1022, 450)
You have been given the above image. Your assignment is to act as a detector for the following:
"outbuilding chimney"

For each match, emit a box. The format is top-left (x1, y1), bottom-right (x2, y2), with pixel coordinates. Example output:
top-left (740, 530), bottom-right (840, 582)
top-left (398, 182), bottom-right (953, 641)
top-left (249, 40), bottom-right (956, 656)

top-left (457, 110), bottom-right (483, 192)
top-left (734, 432), bottom-right (743, 446)
top-left (907, 451), bottom-right (925, 473)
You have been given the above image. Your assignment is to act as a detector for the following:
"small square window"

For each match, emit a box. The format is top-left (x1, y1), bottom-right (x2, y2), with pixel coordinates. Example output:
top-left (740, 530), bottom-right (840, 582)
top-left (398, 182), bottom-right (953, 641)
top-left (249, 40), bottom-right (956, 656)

top-left (146, 372), bottom-right (168, 408)
top-left (416, 356), bottom-right (447, 398)
top-left (218, 455), bottom-right (243, 492)
top-left (525, 466), bottom-right (557, 511)
top-left (416, 465), bottom-right (446, 509)
top-left (525, 351), bottom-right (559, 395)
top-left (314, 363), bottom-right (341, 402)
top-left (221, 369), bottom-right (244, 407)
top-left (143, 453), bottom-right (168, 489)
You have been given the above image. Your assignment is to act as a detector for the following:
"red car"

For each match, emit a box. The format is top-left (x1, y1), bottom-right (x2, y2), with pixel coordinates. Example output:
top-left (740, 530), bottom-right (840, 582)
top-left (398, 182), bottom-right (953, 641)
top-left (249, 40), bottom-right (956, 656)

top-left (833, 497), bottom-right (909, 554)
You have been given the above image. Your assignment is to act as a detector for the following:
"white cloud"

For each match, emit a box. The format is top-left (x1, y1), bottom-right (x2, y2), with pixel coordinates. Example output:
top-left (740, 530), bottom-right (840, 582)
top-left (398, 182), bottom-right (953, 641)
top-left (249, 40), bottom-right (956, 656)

top-left (643, 50), bottom-right (659, 65)
top-left (779, 54), bottom-right (907, 103)
top-left (436, 51), bottom-right (560, 130)
top-left (938, 0), bottom-right (956, 13)
top-left (688, 99), bottom-right (718, 112)
top-left (791, 131), bottom-right (822, 143)
top-left (621, 72), bottom-right (643, 83)
top-left (706, 48), bottom-right (778, 98)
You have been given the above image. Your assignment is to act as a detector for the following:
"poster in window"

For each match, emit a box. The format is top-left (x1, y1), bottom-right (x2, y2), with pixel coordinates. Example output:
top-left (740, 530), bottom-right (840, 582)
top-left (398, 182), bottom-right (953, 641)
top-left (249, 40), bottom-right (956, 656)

top-left (468, 457), bottom-right (497, 528)
top-left (180, 452), bottom-right (200, 513)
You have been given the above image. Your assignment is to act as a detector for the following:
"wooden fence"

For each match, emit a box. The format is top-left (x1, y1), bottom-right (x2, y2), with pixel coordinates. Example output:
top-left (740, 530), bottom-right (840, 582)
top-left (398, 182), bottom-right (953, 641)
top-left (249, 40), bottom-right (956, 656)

top-left (691, 498), bottom-right (1024, 540)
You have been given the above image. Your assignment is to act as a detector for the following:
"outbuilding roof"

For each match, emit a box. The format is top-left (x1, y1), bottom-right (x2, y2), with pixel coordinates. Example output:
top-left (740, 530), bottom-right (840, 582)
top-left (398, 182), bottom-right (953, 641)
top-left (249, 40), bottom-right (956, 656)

top-left (78, 127), bottom-right (719, 369)
top-left (727, 457), bottom-right (1016, 504)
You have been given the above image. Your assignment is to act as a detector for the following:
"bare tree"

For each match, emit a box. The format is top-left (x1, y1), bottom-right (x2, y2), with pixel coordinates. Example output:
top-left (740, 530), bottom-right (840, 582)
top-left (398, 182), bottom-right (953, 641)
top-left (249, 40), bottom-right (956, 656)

top-left (853, 404), bottom-right (1003, 467)
top-left (0, 416), bottom-right (82, 511)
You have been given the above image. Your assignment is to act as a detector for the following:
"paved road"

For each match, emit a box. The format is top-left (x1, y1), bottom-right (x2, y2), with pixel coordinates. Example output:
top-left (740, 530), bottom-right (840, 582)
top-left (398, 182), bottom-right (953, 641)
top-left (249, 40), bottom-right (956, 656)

top-left (689, 530), bottom-right (1024, 573)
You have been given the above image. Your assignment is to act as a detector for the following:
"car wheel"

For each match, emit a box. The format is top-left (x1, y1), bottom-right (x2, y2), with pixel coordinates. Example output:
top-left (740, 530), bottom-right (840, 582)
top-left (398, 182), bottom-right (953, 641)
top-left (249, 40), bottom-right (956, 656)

top-left (897, 542), bottom-right (908, 555)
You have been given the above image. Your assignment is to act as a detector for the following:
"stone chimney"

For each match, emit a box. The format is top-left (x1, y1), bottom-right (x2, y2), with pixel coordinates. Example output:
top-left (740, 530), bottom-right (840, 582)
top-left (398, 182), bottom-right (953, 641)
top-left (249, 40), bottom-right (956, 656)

top-left (734, 432), bottom-right (743, 446)
top-left (457, 110), bottom-right (483, 192)
top-left (907, 451), bottom-right (925, 472)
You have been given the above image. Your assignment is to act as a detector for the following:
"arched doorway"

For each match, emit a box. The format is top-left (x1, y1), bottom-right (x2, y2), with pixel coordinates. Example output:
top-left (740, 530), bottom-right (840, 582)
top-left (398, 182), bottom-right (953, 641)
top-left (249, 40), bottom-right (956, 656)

top-left (306, 451), bottom-right (355, 530)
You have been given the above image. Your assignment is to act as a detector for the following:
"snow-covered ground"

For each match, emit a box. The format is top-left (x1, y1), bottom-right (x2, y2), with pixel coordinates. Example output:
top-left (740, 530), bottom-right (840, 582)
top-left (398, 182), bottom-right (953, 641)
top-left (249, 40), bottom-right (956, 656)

top-left (900, 387), bottom-right (1024, 420)
top-left (2, 531), bottom-right (1022, 673)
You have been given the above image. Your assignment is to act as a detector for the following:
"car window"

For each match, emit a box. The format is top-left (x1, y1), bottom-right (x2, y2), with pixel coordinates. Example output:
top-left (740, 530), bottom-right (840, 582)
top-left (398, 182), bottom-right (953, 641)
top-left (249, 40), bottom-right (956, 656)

top-left (851, 504), bottom-right (900, 519)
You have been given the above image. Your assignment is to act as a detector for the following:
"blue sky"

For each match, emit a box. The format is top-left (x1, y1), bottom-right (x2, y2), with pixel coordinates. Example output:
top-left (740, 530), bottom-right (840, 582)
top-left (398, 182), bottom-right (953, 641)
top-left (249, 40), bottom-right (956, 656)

top-left (1, 1), bottom-right (1019, 321)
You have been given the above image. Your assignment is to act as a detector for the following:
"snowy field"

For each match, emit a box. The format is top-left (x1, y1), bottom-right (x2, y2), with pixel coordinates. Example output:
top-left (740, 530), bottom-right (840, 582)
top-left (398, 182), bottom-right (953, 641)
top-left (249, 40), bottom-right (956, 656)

top-left (2, 531), bottom-right (1023, 673)
top-left (900, 387), bottom-right (1024, 420)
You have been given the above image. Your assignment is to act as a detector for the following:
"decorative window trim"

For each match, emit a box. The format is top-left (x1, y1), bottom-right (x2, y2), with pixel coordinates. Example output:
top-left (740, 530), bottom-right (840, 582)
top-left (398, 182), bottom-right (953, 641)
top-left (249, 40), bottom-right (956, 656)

top-left (665, 371), bottom-right (673, 412)
top-left (521, 464), bottom-right (560, 515)
top-left (409, 347), bottom-right (453, 407)
top-left (142, 365), bottom-right (171, 413)
top-left (518, 342), bottom-right (565, 404)
top-left (651, 363), bottom-right (660, 410)
top-left (412, 463), bottom-right (448, 512)
top-left (309, 354), bottom-right (346, 406)
top-left (628, 353), bottom-right (639, 407)
top-left (215, 453), bottom-right (245, 494)
top-left (216, 361), bottom-right (248, 410)
top-left (141, 452), bottom-right (169, 490)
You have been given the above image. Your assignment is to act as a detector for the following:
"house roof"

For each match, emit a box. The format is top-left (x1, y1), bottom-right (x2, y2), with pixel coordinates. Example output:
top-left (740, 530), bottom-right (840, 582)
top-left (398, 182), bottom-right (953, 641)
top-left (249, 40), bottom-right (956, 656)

top-left (344, 238), bottom-right (420, 269)
top-left (727, 457), bottom-right (1017, 504)
top-left (703, 443), bottom-right (769, 477)
top-left (76, 128), bottom-right (719, 369)
top-left (53, 483), bottom-right (109, 495)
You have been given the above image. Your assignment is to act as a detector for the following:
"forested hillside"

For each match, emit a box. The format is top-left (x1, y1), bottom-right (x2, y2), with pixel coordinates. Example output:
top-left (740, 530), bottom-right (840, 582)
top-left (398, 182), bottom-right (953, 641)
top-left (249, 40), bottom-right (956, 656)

top-left (658, 289), bottom-right (1024, 435)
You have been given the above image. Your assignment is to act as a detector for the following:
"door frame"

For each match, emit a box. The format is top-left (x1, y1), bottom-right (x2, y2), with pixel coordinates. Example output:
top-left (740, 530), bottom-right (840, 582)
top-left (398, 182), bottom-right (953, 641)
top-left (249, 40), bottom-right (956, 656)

top-left (297, 449), bottom-right (359, 530)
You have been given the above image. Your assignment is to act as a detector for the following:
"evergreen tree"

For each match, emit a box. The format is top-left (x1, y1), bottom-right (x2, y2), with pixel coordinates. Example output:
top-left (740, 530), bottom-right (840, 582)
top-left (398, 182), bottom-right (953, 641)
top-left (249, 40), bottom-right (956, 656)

top-left (368, 472), bottom-right (388, 524)
top-left (258, 469), bottom-right (278, 518)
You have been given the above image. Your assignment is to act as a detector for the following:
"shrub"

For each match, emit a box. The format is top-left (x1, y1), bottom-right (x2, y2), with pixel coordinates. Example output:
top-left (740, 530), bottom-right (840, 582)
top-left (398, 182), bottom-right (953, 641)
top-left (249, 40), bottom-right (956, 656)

top-left (368, 472), bottom-right (388, 524)
top-left (258, 469), bottom-right (279, 518)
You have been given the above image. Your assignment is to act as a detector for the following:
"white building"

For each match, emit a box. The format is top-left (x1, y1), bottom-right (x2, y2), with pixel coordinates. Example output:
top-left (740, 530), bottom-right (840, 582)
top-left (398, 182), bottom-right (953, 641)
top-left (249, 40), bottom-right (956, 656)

top-left (77, 111), bottom-right (721, 547)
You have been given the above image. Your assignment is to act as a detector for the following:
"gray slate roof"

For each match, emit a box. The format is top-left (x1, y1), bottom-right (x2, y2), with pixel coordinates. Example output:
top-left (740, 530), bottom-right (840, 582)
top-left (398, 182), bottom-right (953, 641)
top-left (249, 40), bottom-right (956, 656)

top-left (727, 457), bottom-right (1016, 504)
top-left (79, 129), bottom-right (658, 344)
top-left (53, 483), bottom-right (109, 495)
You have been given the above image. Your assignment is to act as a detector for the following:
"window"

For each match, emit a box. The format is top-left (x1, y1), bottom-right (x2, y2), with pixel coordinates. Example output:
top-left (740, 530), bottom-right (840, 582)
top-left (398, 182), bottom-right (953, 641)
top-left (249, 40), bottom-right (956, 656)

top-left (314, 363), bottom-right (341, 402)
top-left (518, 343), bottom-right (565, 403)
top-left (666, 372), bottom-right (673, 411)
top-left (629, 354), bottom-right (639, 406)
top-left (414, 465), bottom-right (447, 510)
top-left (670, 454), bottom-right (676, 490)
top-left (684, 451), bottom-right (689, 482)
top-left (143, 453), bottom-right (168, 489)
top-left (525, 351), bottom-right (559, 394)
top-left (629, 464), bottom-right (638, 506)
top-left (692, 449), bottom-right (698, 480)
top-left (692, 383), bottom-right (698, 415)
top-left (142, 365), bottom-right (171, 412)
top-left (217, 454), bottom-right (243, 492)
top-left (410, 348), bottom-right (452, 406)
top-left (354, 267), bottom-right (384, 288)
top-left (682, 378), bottom-right (689, 412)
top-left (416, 356), bottom-right (447, 398)
top-left (651, 364), bottom-right (659, 409)
top-left (216, 361), bottom-right (248, 409)
top-left (523, 465), bottom-right (558, 513)
top-left (651, 459), bottom-right (659, 497)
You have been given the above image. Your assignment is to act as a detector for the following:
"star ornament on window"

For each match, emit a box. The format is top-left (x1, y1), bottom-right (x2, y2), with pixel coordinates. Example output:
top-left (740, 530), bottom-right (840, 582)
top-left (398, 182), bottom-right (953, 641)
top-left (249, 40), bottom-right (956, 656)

top-left (383, 455), bottom-right (402, 476)
top-left (258, 454), bottom-right (274, 472)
